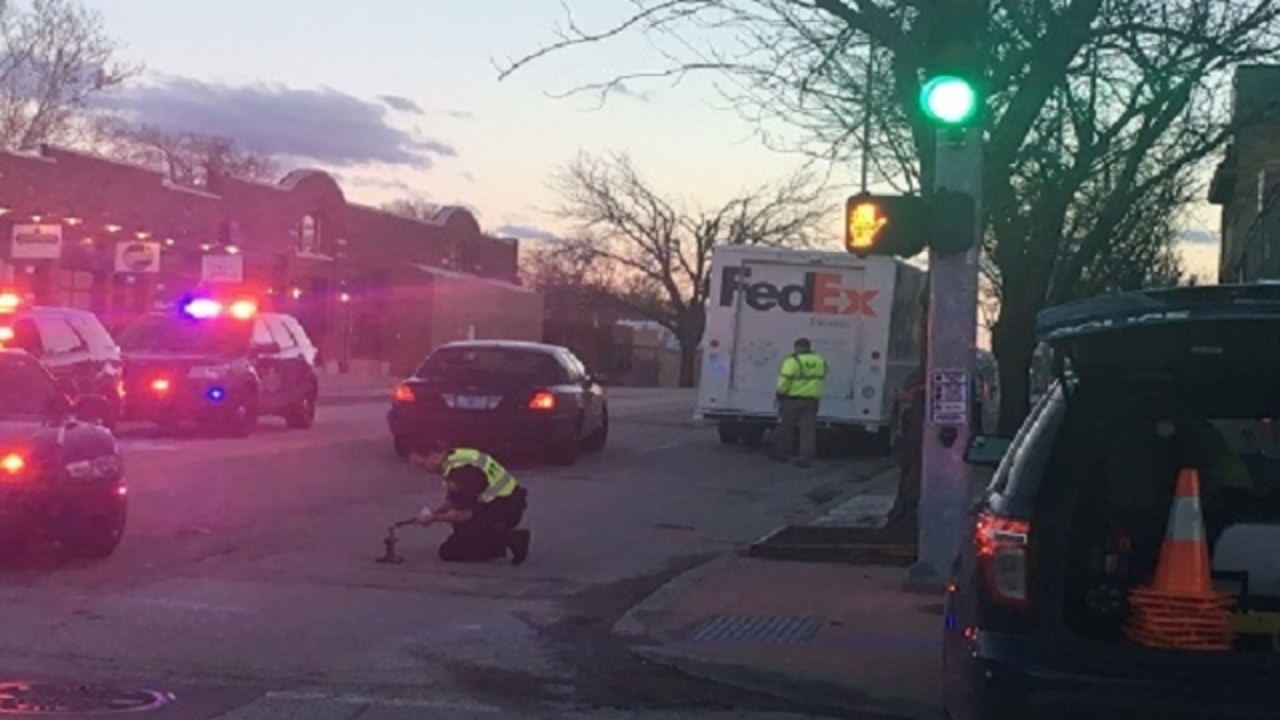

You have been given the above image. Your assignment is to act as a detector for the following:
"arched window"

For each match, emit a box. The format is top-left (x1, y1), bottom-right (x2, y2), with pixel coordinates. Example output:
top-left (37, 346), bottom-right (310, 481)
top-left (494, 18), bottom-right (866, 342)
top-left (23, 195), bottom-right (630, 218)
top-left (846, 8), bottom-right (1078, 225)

top-left (298, 214), bottom-right (322, 254)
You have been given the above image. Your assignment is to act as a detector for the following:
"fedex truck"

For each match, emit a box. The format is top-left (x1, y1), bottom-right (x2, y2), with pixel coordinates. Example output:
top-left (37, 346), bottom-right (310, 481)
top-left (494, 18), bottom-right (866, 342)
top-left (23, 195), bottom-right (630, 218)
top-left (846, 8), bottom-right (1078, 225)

top-left (695, 245), bottom-right (927, 449)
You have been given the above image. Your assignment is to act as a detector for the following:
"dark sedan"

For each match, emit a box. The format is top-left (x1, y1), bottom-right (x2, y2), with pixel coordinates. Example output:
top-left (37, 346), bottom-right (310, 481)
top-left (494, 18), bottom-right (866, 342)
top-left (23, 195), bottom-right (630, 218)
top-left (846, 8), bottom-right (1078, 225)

top-left (387, 341), bottom-right (608, 465)
top-left (0, 350), bottom-right (126, 560)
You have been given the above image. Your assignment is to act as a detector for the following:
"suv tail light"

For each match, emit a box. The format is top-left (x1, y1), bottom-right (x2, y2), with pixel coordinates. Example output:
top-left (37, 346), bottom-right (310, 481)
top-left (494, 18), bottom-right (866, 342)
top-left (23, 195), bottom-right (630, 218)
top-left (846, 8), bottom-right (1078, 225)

top-left (392, 384), bottom-right (416, 403)
top-left (975, 512), bottom-right (1031, 607)
top-left (528, 391), bottom-right (556, 411)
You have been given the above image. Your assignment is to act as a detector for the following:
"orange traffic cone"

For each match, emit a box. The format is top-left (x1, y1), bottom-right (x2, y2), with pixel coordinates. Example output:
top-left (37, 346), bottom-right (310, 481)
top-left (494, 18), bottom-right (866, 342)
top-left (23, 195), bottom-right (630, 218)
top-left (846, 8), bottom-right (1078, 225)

top-left (1149, 468), bottom-right (1214, 597)
top-left (1125, 468), bottom-right (1234, 651)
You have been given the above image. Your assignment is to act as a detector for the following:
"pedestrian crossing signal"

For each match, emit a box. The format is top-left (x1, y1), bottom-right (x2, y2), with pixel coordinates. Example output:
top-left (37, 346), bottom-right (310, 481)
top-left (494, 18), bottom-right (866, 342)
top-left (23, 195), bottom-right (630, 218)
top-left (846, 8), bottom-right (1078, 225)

top-left (844, 194), bottom-right (926, 258)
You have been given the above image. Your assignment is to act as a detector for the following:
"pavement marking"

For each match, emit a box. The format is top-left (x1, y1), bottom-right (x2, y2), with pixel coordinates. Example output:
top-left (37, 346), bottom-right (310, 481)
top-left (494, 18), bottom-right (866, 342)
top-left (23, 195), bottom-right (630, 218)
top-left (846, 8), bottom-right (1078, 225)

top-left (811, 492), bottom-right (895, 529)
top-left (633, 439), bottom-right (697, 454)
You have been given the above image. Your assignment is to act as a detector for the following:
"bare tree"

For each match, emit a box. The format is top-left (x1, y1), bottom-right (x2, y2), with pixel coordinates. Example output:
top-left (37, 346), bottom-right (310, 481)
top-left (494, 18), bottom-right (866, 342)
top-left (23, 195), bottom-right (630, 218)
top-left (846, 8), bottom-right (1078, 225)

top-left (498, 0), bottom-right (1280, 431)
top-left (381, 198), bottom-right (442, 222)
top-left (549, 151), bottom-right (827, 386)
top-left (91, 117), bottom-right (278, 187)
top-left (0, 0), bottom-right (137, 149)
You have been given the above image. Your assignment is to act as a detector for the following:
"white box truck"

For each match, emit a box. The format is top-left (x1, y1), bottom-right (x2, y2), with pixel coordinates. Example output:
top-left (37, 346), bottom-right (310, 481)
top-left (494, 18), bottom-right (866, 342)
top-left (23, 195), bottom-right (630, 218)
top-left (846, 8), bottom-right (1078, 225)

top-left (695, 245), bottom-right (927, 449)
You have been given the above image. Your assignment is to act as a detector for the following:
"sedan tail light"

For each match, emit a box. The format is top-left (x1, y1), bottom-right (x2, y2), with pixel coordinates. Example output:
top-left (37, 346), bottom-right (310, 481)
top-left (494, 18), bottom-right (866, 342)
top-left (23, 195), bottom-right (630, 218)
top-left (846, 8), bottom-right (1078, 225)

top-left (392, 384), bottom-right (416, 403)
top-left (975, 512), bottom-right (1031, 607)
top-left (528, 391), bottom-right (557, 411)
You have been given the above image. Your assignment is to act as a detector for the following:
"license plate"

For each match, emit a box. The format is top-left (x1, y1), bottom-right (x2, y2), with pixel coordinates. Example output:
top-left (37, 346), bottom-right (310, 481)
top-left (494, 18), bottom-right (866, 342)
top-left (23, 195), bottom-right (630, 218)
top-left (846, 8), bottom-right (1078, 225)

top-left (456, 395), bottom-right (491, 410)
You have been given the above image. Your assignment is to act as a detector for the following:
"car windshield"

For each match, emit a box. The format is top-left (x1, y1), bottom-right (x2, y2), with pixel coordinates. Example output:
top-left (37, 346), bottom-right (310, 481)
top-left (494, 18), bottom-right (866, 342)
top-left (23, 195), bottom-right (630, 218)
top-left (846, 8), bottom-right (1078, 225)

top-left (415, 347), bottom-right (566, 385)
top-left (0, 354), bottom-right (57, 417)
top-left (117, 315), bottom-right (252, 357)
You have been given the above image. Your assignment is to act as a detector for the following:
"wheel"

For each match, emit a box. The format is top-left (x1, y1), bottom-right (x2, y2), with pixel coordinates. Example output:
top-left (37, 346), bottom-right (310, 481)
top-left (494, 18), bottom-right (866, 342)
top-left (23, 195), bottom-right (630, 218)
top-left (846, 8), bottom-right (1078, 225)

top-left (219, 395), bottom-right (258, 437)
top-left (583, 408), bottom-right (609, 452)
top-left (740, 424), bottom-right (767, 448)
top-left (717, 418), bottom-right (740, 445)
top-left (393, 434), bottom-right (412, 458)
top-left (285, 392), bottom-right (317, 429)
top-left (66, 514), bottom-right (125, 560)
top-left (550, 435), bottom-right (581, 466)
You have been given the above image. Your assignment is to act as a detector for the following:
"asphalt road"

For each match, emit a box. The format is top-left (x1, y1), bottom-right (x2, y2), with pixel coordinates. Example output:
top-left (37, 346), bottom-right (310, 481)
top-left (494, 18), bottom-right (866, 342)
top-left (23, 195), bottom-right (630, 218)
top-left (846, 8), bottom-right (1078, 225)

top-left (0, 388), bottom-right (888, 719)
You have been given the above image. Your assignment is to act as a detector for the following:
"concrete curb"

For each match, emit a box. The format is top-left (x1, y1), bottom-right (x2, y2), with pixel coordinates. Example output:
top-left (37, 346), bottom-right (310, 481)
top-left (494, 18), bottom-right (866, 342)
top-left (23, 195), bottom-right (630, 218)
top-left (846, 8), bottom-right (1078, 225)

top-left (631, 646), bottom-right (935, 720)
top-left (613, 555), bottom-right (736, 639)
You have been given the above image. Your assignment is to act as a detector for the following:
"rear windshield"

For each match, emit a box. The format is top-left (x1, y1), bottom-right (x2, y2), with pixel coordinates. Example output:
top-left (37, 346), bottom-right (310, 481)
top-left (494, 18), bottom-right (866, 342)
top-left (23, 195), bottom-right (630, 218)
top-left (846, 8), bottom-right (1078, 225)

top-left (415, 347), bottom-right (567, 385)
top-left (117, 315), bottom-right (252, 357)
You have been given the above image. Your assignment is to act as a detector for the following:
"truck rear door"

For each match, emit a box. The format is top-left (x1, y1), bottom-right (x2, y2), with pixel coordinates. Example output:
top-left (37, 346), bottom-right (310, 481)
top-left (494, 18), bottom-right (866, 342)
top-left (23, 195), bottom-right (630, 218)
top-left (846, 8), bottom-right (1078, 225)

top-left (725, 259), bottom-right (871, 421)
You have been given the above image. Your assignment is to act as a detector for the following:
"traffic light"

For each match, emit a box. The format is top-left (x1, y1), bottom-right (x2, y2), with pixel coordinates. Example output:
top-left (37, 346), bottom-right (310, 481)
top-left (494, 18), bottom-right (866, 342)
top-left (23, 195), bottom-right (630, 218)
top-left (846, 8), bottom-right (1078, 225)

top-left (927, 190), bottom-right (978, 256)
top-left (844, 194), bottom-right (926, 258)
top-left (918, 0), bottom-right (987, 127)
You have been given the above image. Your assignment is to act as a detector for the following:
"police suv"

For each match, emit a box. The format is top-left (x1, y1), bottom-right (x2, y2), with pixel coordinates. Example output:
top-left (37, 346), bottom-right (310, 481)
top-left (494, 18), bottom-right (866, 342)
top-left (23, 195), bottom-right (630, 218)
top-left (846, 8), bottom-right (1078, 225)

top-left (115, 295), bottom-right (320, 436)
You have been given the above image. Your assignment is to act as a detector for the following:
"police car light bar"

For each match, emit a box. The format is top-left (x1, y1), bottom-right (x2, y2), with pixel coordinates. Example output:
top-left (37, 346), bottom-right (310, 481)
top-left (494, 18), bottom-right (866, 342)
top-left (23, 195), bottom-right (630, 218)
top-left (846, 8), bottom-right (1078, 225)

top-left (182, 298), bottom-right (222, 319)
top-left (0, 293), bottom-right (21, 312)
top-left (228, 300), bottom-right (257, 320)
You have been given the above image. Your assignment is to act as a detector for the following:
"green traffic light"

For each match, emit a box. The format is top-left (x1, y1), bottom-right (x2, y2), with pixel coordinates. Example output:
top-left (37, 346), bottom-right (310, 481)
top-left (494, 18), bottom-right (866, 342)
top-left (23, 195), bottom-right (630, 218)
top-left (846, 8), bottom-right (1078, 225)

top-left (920, 75), bottom-right (979, 126)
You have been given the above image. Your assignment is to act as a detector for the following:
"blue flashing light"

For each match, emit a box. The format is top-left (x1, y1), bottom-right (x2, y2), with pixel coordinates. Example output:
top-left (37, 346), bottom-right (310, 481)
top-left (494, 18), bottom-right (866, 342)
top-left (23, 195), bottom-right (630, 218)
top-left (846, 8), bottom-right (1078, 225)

top-left (206, 387), bottom-right (226, 402)
top-left (183, 298), bottom-right (222, 319)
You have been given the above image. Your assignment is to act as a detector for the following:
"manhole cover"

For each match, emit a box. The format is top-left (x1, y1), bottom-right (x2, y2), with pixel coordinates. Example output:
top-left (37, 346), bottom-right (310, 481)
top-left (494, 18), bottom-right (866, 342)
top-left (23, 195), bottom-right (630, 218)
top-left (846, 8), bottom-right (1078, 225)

top-left (0, 682), bottom-right (173, 715)
top-left (686, 614), bottom-right (824, 645)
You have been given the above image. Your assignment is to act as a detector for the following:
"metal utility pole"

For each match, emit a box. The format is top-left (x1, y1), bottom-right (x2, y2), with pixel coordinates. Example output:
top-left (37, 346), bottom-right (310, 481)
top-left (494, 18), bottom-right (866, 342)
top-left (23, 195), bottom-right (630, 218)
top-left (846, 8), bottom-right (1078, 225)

top-left (909, 126), bottom-right (983, 588)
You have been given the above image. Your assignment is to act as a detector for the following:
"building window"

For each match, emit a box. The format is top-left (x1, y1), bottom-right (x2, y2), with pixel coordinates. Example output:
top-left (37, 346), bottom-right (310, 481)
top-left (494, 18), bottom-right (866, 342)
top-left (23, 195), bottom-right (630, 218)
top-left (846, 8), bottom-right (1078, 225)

top-left (298, 215), bottom-right (324, 255)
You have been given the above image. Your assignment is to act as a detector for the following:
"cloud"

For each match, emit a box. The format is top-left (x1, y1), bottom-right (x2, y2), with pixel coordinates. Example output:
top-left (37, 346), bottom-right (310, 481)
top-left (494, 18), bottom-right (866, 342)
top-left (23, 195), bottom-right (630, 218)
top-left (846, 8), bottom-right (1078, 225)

top-left (330, 171), bottom-right (419, 196)
top-left (497, 223), bottom-right (559, 241)
top-left (95, 75), bottom-right (455, 168)
top-left (380, 95), bottom-right (424, 114)
top-left (1178, 228), bottom-right (1219, 245)
top-left (446, 110), bottom-right (474, 121)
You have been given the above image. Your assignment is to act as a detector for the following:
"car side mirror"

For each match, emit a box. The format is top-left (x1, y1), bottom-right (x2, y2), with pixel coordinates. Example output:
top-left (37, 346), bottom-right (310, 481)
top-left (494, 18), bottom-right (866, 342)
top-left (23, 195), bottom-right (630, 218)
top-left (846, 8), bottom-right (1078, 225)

top-left (73, 394), bottom-right (113, 425)
top-left (964, 434), bottom-right (1013, 468)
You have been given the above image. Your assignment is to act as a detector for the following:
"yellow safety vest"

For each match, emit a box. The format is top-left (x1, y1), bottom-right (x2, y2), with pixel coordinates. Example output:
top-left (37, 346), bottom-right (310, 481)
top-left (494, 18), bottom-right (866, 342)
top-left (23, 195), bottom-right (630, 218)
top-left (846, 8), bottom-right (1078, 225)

top-left (442, 448), bottom-right (519, 503)
top-left (777, 352), bottom-right (827, 399)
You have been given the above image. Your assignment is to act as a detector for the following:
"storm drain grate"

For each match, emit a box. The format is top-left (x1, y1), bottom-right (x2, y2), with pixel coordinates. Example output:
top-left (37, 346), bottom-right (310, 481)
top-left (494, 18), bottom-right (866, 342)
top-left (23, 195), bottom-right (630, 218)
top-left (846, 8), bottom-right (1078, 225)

top-left (0, 682), bottom-right (173, 715)
top-left (686, 614), bottom-right (825, 645)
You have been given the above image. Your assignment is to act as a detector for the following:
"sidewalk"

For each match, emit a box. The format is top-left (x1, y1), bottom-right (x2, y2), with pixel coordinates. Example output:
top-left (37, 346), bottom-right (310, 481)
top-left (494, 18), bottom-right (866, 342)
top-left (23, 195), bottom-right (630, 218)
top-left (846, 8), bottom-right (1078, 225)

top-left (317, 373), bottom-right (397, 406)
top-left (613, 468), bottom-right (946, 720)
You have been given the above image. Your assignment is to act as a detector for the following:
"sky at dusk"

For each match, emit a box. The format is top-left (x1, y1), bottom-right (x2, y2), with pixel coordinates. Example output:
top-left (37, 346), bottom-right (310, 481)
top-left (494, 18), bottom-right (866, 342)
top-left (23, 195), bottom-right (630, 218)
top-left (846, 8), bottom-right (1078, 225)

top-left (76, 0), bottom-right (1222, 279)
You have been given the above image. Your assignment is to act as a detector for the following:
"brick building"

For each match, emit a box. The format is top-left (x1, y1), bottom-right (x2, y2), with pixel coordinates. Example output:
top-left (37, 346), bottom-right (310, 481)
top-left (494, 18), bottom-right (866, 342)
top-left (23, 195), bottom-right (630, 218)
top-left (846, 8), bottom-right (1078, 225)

top-left (0, 144), bottom-right (542, 376)
top-left (1209, 65), bottom-right (1280, 283)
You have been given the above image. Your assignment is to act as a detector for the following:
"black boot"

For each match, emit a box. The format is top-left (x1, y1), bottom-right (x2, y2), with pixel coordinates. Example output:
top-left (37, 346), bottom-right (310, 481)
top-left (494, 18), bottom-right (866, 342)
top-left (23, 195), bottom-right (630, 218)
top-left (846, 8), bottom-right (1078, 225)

top-left (507, 529), bottom-right (531, 566)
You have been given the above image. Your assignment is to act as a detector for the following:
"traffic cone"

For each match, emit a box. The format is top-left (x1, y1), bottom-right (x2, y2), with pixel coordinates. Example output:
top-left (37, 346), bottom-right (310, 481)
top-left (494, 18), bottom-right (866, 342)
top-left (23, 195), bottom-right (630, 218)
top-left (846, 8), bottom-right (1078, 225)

top-left (1149, 468), bottom-right (1213, 597)
top-left (1125, 468), bottom-right (1234, 651)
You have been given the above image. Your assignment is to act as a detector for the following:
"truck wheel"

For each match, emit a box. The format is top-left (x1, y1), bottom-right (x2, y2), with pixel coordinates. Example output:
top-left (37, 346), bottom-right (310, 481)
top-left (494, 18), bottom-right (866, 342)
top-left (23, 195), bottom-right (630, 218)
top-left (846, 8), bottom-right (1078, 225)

top-left (717, 419), bottom-right (740, 445)
top-left (220, 396), bottom-right (258, 438)
top-left (740, 425), bottom-right (767, 448)
top-left (285, 393), bottom-right (317, 429)
top-left (66, 514), bottom-right (125, 560)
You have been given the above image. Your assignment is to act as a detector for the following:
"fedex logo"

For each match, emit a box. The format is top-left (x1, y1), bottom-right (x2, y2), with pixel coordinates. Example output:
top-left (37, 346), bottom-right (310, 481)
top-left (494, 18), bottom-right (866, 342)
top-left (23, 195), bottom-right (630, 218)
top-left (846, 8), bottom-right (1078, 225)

top-left (718, 266), bottom-right (877, 316)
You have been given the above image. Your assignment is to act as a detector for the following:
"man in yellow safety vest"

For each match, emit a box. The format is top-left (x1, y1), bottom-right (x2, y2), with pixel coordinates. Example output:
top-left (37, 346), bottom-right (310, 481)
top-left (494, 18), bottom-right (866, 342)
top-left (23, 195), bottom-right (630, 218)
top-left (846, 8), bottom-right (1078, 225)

top-left (410, 442), bottom-right (531, 564)
top-left (771, 337), bottom-right (828, 467)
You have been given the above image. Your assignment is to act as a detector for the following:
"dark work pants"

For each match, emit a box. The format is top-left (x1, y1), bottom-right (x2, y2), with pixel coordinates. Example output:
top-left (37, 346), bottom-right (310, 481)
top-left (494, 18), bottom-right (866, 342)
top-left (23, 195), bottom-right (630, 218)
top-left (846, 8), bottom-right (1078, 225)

top-left (773, 397), bottom-right (819, 462)
top-left (438, 489), bottom-right (528, 562)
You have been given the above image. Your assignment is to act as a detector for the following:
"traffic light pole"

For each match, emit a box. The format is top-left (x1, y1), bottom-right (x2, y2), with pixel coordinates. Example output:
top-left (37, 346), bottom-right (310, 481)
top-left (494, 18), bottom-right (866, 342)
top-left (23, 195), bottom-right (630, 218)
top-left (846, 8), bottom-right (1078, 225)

top-left (909, 127), bottom-right (983, 588)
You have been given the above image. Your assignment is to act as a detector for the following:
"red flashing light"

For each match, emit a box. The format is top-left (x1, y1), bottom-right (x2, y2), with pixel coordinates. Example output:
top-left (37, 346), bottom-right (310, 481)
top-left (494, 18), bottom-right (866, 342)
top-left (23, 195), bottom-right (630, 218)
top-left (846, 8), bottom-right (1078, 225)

top-left (150, 378), bottom-right (172, 393)
top-left (0, 327), bottom-right (13, 343)
top-left (528, 391), bottom-right (557, 411)
top-left (228, 300), bottom-right (257, 320)
top-left (392, 384), bottom-right (415, 403)
top-left (0, 293), bottom-right (21, 312)
top-left (0, 452), bottom-right (24, 474)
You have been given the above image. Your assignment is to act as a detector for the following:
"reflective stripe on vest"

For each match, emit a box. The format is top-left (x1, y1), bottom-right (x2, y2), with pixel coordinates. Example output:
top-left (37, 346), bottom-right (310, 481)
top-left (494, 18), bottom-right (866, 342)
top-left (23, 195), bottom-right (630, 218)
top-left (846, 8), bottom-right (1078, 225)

top-left (443, 448), bottom-right (519, 503)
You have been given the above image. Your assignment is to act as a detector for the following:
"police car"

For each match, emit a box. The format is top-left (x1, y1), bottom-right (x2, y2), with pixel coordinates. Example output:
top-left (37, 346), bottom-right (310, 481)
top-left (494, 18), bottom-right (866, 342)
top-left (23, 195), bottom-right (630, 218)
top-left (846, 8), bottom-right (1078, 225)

top-left (0, 293), bottom-right (124, 428)
top-left (115, 294), bottom-right (320, 436)
top-left (0, 349), bottom-right (126, 560)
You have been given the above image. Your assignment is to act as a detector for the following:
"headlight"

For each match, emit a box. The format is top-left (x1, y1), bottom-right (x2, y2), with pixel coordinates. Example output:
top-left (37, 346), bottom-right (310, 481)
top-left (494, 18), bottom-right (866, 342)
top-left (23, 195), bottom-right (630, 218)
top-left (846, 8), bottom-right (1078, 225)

top-left (66, 455), bottom-right (123, 481)
top-left (188, 365), bottom-right (231, 380)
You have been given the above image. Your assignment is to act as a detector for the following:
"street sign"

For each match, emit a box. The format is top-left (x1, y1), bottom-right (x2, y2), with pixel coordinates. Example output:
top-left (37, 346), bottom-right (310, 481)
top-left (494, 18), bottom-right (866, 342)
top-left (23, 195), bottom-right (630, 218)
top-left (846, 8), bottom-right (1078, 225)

top-left (114, 241), bottom-right (161, 273)
top-left (201, 254), bottom-right (243, 284)
top-left (11, 224), bottom-right (62, 260)
top-left (929, 369), bottom-right (970, 426)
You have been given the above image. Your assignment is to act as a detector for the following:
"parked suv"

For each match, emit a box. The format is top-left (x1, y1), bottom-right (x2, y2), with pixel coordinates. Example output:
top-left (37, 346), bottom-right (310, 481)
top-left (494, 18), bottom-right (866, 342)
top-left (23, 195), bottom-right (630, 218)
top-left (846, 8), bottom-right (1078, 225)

top-left (115, 296), bottom-right (320, 436)
top-left (943, 284), bottom-right (1280, 720)
top-left (0, 294), bottom-right (123, 428)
